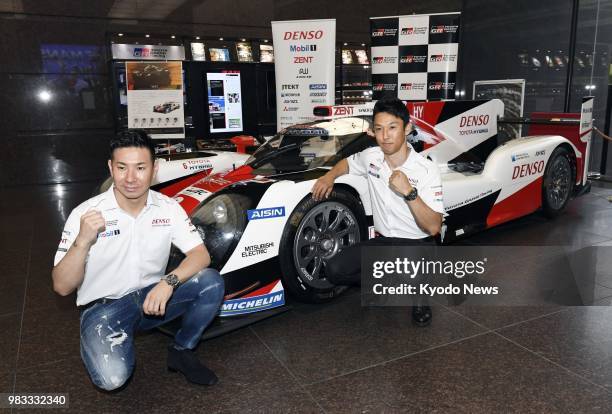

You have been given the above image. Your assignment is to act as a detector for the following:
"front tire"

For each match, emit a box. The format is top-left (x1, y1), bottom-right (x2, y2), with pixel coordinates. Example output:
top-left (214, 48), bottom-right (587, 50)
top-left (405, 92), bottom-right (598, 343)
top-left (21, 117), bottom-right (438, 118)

top-left (542, 146), bottom-right (574, 218)
top-left (278, 188), bottom-right (367, 303)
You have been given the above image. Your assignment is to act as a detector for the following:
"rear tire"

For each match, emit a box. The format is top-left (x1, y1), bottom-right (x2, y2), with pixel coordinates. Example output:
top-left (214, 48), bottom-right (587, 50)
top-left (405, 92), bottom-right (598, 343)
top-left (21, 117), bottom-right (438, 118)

top-left (278, 188), bottom-right (367, 303)
top-left (542, 147), bottom-right (574, 218)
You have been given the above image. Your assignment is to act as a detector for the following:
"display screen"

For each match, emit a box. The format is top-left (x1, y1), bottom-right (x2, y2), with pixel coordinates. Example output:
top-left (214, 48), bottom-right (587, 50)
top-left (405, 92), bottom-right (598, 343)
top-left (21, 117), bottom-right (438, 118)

top-left (236, 42), bottom-right (253, 62)
top-left (207, 72), bottom-right (243, 133)
top-left (191, 42), bottom-right (206, 61)
top-left (259, 44), bottom-right (274, 62)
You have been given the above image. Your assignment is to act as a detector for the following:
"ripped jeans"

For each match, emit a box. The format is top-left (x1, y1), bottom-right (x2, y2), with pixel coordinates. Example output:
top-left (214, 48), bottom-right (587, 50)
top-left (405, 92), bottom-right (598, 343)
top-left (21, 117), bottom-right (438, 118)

top-left (79, 268), bottom-right (224, 391)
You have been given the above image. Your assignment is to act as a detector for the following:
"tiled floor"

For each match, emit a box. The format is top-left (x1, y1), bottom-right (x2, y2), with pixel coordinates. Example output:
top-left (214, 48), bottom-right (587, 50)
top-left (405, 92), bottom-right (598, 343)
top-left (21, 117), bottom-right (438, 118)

top-left (1, 180), bottom-right (612, 413)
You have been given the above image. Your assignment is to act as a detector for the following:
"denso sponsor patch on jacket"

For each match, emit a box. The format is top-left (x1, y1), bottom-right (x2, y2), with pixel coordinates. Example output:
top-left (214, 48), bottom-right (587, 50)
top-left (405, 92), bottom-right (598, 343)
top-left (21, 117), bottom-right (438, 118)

top-left (247, 206), bottom-right (285, 220)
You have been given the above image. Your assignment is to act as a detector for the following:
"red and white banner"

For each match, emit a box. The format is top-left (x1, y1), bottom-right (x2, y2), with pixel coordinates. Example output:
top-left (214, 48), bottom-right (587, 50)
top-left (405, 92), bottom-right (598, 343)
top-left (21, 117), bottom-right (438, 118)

top-left (272, 19), bottom-right (336, 131)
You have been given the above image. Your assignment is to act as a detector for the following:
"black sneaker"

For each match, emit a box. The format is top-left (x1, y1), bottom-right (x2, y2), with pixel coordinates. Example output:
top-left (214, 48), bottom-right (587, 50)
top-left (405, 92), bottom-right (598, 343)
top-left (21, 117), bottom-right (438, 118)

top-left (412, 305), bottom-right (432, 327)
top-left (167, 345), bottom-right (218, 385)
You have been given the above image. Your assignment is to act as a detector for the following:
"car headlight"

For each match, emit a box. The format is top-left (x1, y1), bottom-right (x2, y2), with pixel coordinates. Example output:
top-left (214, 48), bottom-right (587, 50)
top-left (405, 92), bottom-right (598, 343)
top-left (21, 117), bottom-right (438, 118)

top-left (191, 193), bottom-right (252, 269)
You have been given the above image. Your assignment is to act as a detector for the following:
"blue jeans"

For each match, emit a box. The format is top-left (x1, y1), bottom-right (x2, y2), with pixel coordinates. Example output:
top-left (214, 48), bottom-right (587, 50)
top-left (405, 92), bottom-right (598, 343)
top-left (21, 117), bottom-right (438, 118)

top-left (79, 268), bottom-right (224, 391)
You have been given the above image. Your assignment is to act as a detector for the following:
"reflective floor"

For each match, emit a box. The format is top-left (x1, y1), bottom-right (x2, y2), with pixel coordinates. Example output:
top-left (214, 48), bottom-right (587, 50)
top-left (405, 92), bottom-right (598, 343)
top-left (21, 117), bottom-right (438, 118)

top-left (1, 181), bottom-right (612, 412)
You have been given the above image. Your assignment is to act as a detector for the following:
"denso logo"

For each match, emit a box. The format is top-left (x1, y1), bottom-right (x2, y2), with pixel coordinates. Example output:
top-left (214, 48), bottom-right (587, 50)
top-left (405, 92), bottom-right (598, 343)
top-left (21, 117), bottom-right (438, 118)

top-left (512, 161), bottom-right (545, 179)
top-left (284, 30), bottom-right (323, 40)
top-left (247, 207), bottom-right (285, 220)
top-left (152, 218), bottom-right (171, 225)
top-left (459, 115), bottom-right (490, 127)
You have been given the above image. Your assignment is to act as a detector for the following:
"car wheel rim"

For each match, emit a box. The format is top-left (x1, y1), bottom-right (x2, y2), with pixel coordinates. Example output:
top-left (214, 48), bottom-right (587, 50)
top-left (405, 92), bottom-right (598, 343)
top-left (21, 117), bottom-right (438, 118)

top-left (293, 201), bottom-right (360, 288)
top-left (547, 155), bottom-right (571, 210)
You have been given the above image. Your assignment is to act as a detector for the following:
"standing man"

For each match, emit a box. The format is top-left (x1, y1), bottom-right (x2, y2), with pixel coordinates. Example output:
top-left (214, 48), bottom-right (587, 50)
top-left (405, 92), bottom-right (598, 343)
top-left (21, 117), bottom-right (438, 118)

top-left (311, 98), bottom-right (444, 326)
top-left (52, 130), bottom-right (224, 391)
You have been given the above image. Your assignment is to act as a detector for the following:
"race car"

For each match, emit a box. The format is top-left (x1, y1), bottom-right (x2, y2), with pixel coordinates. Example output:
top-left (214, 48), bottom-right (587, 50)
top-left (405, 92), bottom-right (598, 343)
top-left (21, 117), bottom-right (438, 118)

top-left (153, 102), bottom-right (181, 114)
top-left (158, 98), bottom-right (592, 336)
top-left (98, 147), bottom-right (251, 194)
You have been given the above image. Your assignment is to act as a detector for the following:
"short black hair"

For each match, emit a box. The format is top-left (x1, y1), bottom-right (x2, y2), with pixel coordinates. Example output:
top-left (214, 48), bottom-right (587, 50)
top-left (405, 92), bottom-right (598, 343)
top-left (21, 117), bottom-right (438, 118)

top-left (110, 129), bottom-right (155, 161)
top-left (373, 98), bottom-right (410, 127)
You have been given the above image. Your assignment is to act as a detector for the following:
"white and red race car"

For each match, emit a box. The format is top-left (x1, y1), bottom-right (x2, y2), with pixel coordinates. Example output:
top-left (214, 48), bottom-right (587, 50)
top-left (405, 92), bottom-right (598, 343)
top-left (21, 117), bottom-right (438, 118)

top-left (157, 99), bottom-right (592, 335)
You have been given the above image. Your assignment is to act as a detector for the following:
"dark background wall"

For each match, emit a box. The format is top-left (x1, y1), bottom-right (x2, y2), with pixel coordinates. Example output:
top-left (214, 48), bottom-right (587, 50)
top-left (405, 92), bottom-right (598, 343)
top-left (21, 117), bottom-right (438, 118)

top-left (0, 0), bottom-right (610, 186)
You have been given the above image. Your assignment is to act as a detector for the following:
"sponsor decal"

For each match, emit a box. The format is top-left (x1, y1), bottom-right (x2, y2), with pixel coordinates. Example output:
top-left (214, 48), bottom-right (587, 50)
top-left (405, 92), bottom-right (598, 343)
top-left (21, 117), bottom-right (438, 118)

top-left (535, 150), bottom-right (546, 157)
top-left (183, 187), bottom-right (209, 197)
top-left (368, 163), bottom-right (380, 178)
top-left (185, 217), bottom-right (198, 234)
top-left (283, 106), bottom-right (298, 112)
top-left (182, 160), bottom-right (213, 171)
top-left (294, 56), bottom-right (314, 64)
top-left (289, 44), bottom-right (317, 52)
top-left (459, 115), bottom-right (489, 127)
top-left (430, 54), bottom-right (457, 63)
top-left (242, 242), bottom-right (275, 258)
top-left (512, 161), bottom-right (545, 179)
top-left (309, 91), bottom-right (327, 97)
top-left (133, 47), bottom-right (168, 59)
top-left (372, 28), bottom-right (398, 37)
top-left (283, 99), bottom-right (298, 104)
top-left (373, 56), bottom-right (397, 64)
top-left (281, 84), bottom-right (299, 90)
top-left (281, 92), bottom-right (300, 97)
top-left (98, 229), bottom-right (121, 238)
top-left (57, 248), bottom-right (68, 253)
top-left (446, 189), bottom-right (493, 211)
top-left (311, 98), bottom-right (326, 103)
top-left (247, 207), bottom-right (286, 220)
top-left (62, 230), bottom-right (71, 236)
top-left (400, 55), bottom-right (426, 64)
top-left (283, 30), bottom-right (324, 40)
top-left (428, 81), bottom-right (455, 91)
top-left (430, 25), bottom-right (459, 34)
top-left (309, 84), bottom-right (327, 90)
top-left (400, 82), bottom-right (426, 91)
top-left (368, 226), bottom-right (376, 239)
top-left (105, 220), bottom-right (118, 227)
top-left (373, 83), bottom-right (397, 91)
top-left (408, 178), bottom-right (419, 186)
top-left (435, 191), bottom-right (443, 197)
top-left (401, 27), bottom-right (428, 35)
top-left (152, 218), bottom-right (171, 226)
top-left (511, 153), bottom-right (529, 162)
top-left (220, 291), bottom-right (285, 316)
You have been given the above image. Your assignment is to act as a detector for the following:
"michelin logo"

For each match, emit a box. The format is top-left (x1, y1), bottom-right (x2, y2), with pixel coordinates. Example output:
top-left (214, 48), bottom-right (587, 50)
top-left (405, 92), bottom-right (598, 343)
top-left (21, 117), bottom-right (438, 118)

top-left (219, 291), bottom-right (285, 316)
top-left (247, 206), bottom-right (285, 220)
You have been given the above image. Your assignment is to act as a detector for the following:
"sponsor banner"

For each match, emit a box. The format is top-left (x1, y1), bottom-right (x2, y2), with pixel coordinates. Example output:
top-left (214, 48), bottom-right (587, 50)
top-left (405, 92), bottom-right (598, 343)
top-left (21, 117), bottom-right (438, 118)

top-left (371, 17), bottom-right (399, 47)
top-left (372, 73), bottom-right (398, 100)
top-left (427, 43), bottom-right (459, 73)
top-left (370, 12), bottom-right (460, 101)
top-left (398, 15), bottom-right (430, 46)
top-left (126, 61), bottom-right (185, 138)
top-left (580, 97), bottom-right (594, 183)
top-left (111, 44), bottom-right (185, 60)
top-left (272, 19), bottom-right (336, 131)
top-left (371, 46), bottom-right (399, 74)
top-left (398, 72), bottom-right (428, 101)
top-left (428, 13), bottom-right (461, 44)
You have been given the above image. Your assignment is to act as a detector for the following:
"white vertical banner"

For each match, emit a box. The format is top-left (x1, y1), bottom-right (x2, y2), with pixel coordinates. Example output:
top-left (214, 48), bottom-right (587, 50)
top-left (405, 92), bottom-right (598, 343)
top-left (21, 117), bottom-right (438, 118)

top-left (272, 19), bottom-right (336, 131)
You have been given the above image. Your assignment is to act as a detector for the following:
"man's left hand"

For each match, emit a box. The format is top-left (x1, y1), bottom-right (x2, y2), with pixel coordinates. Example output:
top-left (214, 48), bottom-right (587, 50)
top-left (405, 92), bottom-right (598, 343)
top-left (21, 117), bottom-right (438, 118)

top-left (389, 170), bottom-right (413, 197)
top-left (143, 282), bottom-right (174, 316)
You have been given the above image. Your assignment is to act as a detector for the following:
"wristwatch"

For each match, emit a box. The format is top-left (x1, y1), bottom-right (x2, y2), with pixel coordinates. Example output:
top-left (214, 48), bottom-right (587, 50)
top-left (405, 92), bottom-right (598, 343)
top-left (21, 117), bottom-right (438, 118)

top-left (404, 187), bottom-right (418, 201)
top-left (162, 273), bottom-right (181, 290)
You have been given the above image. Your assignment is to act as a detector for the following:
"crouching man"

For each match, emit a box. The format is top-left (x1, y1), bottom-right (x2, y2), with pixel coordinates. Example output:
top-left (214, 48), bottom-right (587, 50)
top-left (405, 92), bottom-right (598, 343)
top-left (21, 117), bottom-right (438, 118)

top-left (52, 130), bottom-right (224, 391)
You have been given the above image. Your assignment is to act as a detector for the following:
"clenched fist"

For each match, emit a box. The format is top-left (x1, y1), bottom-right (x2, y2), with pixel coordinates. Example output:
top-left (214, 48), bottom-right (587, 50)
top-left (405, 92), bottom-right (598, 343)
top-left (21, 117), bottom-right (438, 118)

top-left (389, 170), bottom-right (413, 197)
top-left (311, 174), bottom-right (335, 201)
top-left (75, 210), bottom-right (106, 247)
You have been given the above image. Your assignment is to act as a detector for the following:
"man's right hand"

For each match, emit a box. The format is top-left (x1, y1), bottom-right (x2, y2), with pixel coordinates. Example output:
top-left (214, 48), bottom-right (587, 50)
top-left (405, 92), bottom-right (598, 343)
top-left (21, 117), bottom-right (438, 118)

top-left (75, 210), bottom-right (106, 247)
top-left (311, 174), bottom-right (335, 201)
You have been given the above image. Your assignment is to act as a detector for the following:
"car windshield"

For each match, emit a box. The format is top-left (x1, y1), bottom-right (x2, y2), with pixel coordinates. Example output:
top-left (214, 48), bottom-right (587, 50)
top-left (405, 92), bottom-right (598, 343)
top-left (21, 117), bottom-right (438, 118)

top-left (246, 130), bottom-right (364, 175)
